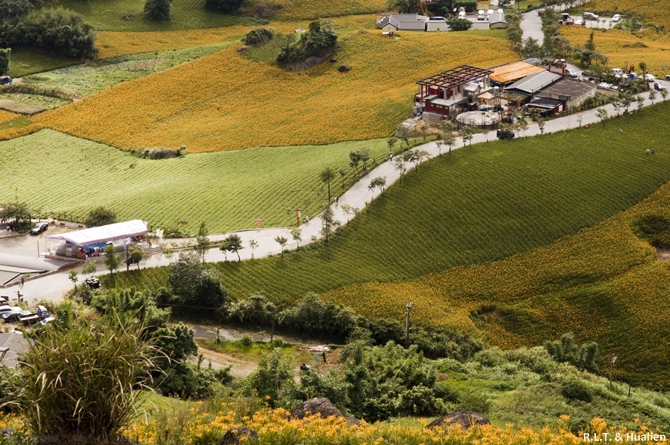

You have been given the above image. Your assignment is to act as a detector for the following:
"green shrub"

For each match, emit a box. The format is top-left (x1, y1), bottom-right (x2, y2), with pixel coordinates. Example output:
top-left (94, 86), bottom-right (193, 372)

top-left (457, 389), bottom-right (491, 414)
top-left (446, 17), bottom-right (472, 31)
top-left (204, 0), bottom-right (243, 13)
top-left (561, 380), bottom-right (593, 403)
top-left (633, 214), bottom-right (670, 248)
top-left (276, 20), bottom-right (337, 68)
top-left (278, 293), bottom-right (356, 341)
top-left (243, 27), bottom-right (274, 46)
top-left (0, 47), bottom-right (9, 75)
top-left (17, 316), bottom-right (155, 441)
top-left (544, 333), bottom-right (599, 374)
top-left (85, 206), bottom-right (117, 227)
top-left (144, 0), bottom-right (171, 21)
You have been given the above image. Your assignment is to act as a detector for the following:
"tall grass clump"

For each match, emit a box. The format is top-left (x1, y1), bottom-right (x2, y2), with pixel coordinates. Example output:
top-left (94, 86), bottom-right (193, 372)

top-left (18, 315), bottom-right (157, 443)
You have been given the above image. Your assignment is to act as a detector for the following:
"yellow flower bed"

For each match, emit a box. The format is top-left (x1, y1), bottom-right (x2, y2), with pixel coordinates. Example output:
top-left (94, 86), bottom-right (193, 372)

top-left (577, 0), bottom-right (670, 27)
top-left (36, 29), bottom-right (515, 153)
top-left (121, 406), bottom-right (664, 445)
top-left (561, 27), bottom-right (670, 76)
top-left (0, 110), bottom-right (19, 125)
top-left (0, 122), bottom-right (43, 141)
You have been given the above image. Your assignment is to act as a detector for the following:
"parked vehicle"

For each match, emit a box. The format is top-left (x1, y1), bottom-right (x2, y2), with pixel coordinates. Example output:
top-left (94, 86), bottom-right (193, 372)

top-left (497, 129), bottom-right (515, 140)
top-left (644, 73), bottom-right (656, 82)
top-left (583, 12), bottom-right (599, 21)
top-left (30, 222), bottom-right (49, 235)
top-left (573, 18), bottom-right (584, 26)
top-left (477, 10), bottom-right (485, 20)
top-left (559, 13), bottom-right (573, 25)
top-left (2, 308), bottom-right (31, 323)
top-left (612, 14), bottom-right (622, 22)
top-left (654, 82), bottom-right (667, 91)
top-left (566, 68), bottom-right (579, 78)
top-left (0, 76), bottom-right (11, 85)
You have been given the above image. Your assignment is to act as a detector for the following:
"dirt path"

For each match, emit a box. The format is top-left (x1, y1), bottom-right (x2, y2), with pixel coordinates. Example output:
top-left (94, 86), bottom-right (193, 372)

top-left (194, 346), bottom-right (258, 378)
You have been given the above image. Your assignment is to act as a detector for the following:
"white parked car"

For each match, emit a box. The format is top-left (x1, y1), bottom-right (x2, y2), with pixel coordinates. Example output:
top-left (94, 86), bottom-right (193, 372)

top-left (644, 73), bottom-right (656, 82)
top-left (566, 68), bottom-right (579, 78)
top-left (573, 18), bottom-right (584, 26)
top-left (612, 14), bottom-right (622, 23)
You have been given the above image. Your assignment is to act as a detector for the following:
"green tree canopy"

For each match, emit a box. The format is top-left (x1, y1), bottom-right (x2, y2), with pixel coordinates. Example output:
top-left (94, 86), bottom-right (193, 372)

top-left (86, 206), bottom-right (117, 227)
top-left (144, 0), bottom-right (172, 21)
top-left (204, 0), bottom-right (243, 13)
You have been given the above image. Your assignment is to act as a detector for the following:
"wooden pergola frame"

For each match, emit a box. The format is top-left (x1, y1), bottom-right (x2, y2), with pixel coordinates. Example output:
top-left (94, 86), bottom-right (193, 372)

top-left (417, 65), bottom-right (493, 101)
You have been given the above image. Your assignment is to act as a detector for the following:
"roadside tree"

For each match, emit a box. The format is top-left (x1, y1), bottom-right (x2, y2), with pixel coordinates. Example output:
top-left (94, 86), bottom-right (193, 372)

top-left (222, 234), bottom-right (243, 262)
top-left (275, 236), bottom-right (288, 257)
top-left (104, 244), bottom-right (120, 276)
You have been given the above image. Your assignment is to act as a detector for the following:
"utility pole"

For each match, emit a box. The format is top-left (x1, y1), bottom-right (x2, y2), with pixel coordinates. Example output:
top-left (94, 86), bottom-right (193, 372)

top-left (405, 299), bottom-right (413, 348)
top-left (609, 355), bottom-right (617, 391)
top-left (296, 208), bottom-right (301, 226)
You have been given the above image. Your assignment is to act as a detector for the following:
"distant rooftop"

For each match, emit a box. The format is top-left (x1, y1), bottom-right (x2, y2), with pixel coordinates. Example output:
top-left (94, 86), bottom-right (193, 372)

top-left (505, 71), bottom-right (562, 95)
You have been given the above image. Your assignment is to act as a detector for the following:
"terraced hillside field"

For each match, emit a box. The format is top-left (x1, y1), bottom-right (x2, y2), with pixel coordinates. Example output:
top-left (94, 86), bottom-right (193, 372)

top-left (63, 0), bottom-right (385, 32)
top-left (325, 184), bottom-right (670, 387)
top-left (0, 130), bottom-right (389, 233)
top-left (117, 102), bottom-right (670, 300)
top-left (35, 29), bottom-right (515, 152)
top-left (573, 0), bottom-right (670, 28)
top-left (114, 103), bottom-right (670, 386)
top-left (562, 27), bottom-right (670, 75)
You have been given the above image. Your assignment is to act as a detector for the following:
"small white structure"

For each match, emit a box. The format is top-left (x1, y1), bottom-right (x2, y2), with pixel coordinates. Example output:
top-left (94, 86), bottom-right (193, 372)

top-left (426, 17), bottom-right (448, 32)
top-left (46, 220), bottom-right (148, 258)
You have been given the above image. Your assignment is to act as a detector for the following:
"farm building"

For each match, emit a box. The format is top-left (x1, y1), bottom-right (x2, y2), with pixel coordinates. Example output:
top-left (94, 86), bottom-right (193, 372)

top-left (470, 11), bottom-right (507, 30)
top-left (378, 14), bottom-right (429, 31)
top-left (533, 78), bottom-right (597, 112)
top-left (415, 65), bottom-right (493, 121)
top-left (490, 61), bottom-right (546, 86)
top-left (46, 220), bottom-right (148, 258)
top-left (503, 71), bottom-right (562, 97)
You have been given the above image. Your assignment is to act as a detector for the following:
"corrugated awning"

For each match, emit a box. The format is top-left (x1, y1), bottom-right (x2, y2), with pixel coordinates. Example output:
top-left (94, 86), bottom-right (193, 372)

top-left (46, 220), bottom-right (147, 247)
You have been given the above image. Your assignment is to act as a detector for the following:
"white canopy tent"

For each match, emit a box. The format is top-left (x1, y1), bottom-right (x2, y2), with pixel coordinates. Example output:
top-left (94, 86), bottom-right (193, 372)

top-left (46, 220), bottom-right (148, 257)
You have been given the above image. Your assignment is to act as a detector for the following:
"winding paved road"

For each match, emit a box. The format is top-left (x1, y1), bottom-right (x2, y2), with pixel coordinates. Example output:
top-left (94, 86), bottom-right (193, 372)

top-left (4, 88), bottom-right (667, 306)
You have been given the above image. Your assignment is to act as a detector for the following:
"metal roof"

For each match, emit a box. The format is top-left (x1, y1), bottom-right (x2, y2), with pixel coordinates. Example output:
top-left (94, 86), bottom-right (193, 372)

top-left (536, 78), bottom-right (596, 100)
top-left (46, 220), bottom-right (148, 247)
top-left (417, 65), bottom-right (493, 88)
top-left (527, 97), bottom-right (564, 109)
top-left (505, 71), bottom-right (561, 94)
top-left (490, 61), bottom-right (546, 84)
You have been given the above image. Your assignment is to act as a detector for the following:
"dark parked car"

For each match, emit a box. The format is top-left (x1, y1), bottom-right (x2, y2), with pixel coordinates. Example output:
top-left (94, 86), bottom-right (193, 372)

top-left (497, 129), bottom-right (516, 140)
top-left (0, 76), bottom-right (11, 85)
top-left (30, 222), bottom-right (49, 235)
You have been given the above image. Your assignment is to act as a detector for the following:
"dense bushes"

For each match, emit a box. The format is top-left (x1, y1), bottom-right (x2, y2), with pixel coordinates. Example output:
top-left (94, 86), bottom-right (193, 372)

top-left (130, 145), bottom-right (185, 159)
top-left (276, 20), bottom-right (337, 69)
top-left (633, 214), bottom-right (670, 248)
top-left (85, 206), bottom-right (117, 227)
top-left (544, 333), bottom-right (599, 374)
top-left (247, 341), bottom-right (447, 420)
top-left (204, 0), bottom-right (243, 13)
top-left (0, 0), bottom-right (35, 21)
top-left (0, 8), bottom-right (97, 59)
top-left (144, 0), bottom-right (172, 21)
top-left (278, 292), bottom-right (356, 340)
top-left (0, 47), bottom-right (9, 75)
top-left (446, 17), bottom-right (472, 31)
top-left (166, 252), bottom-right (227, 315)
top-left (243, 27), bottom-right (274, 46)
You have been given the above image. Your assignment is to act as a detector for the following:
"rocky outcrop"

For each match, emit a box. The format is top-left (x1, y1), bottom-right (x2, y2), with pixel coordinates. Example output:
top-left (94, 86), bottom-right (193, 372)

top-left (425, 408), bottom-right (490, 430)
